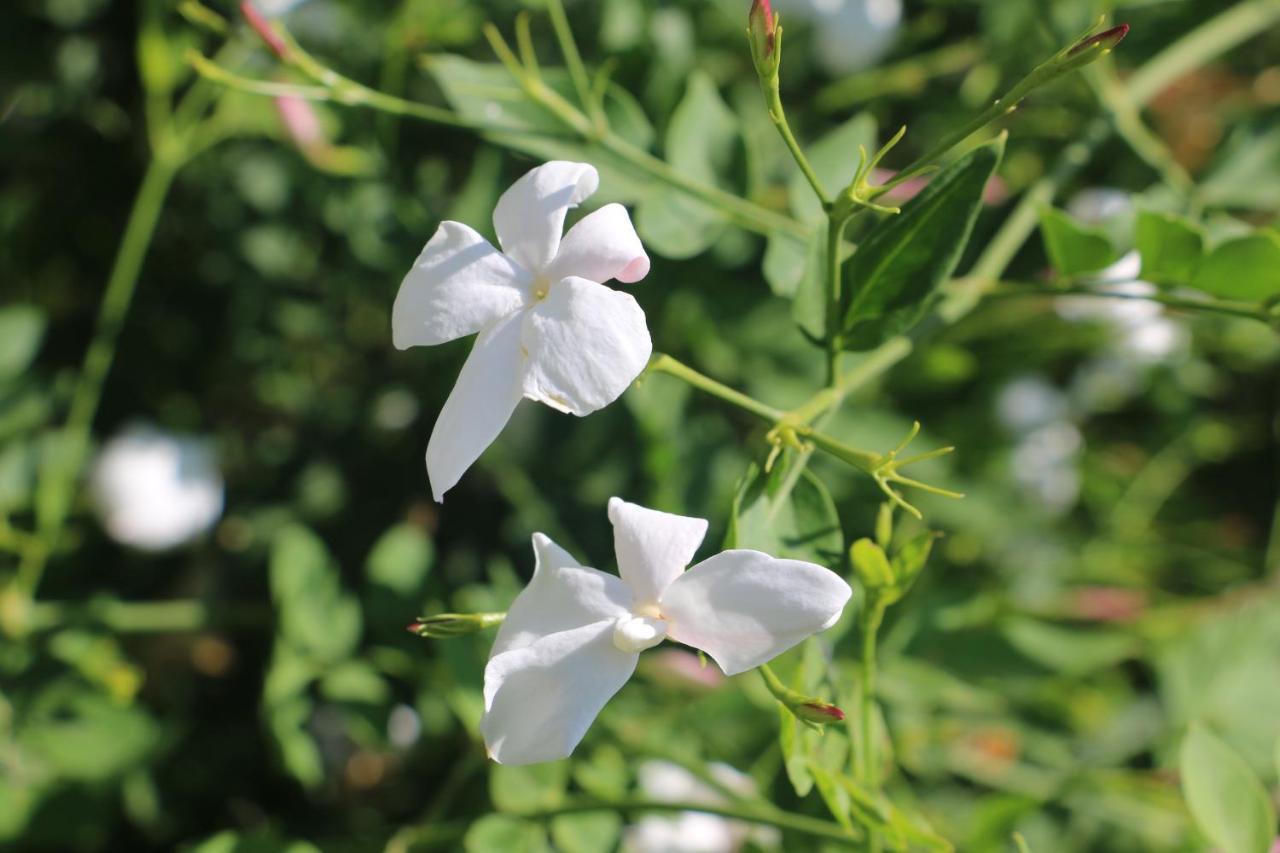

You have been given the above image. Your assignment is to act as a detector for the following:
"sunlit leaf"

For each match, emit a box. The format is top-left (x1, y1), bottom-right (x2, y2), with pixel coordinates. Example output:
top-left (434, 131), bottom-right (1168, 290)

top-left (1038, 207), bottom-right (1118, 277)
top-left (1179, 722), bottom-right (1275, 853)
top-left (841, 136), bottom-right (1005, 350)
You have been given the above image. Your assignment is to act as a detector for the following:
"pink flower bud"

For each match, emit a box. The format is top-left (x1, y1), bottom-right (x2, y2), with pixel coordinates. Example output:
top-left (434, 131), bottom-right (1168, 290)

top-left (1068, 24), bottom-right (1130, 57)
top-left (275, 95), bottom-right (324, 149)
top-left (241, 1), bottom-right (290, 60)
top-left (795, 700), bottom-right (846, 725)
top-left (749, 0), bottom-right (777, 58)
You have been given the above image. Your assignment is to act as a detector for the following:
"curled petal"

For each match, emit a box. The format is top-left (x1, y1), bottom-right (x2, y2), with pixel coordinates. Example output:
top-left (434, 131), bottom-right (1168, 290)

top-left (522, 277), bottom-right (652, 416)
top-left (546, 204), bottom-right (650, 285)
top-left (482, 620), bottom-right (638, 765)
top-left (490, 533), bottom-right (633, 657)
top-left (425, 312), bottom-right (525, 502)
top-left (493, 161), bottom-right (599, 274)
top-left (392, 222), bottom-right (530, 349)
top-left (661, 550), bottom-right (852, 676)
top-left (608, 497), bottom-right (707, 608)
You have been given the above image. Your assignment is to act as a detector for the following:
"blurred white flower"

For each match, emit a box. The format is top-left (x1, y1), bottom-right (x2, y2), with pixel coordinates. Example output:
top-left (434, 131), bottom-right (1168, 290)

top-left (790, 0), bottom-right (902, 75)
top-left (393, 161), bottom-right (652, 501)
top-left (90, 425), bottom-right (224, 551)
top-left (1010, 421), bottom-right (1082, 515)
top-left (995, 375), bottom-right (1069, 434)
top-left (480, 498), bottom-right (851, 765)
top-left (624, 761), bottom-right (778, 853)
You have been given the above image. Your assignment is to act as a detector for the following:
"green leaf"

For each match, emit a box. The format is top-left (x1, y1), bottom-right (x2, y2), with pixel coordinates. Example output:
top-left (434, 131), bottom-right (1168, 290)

top-left (763, 228), bottom-right (810, 298)
top-left (1038, 207), bottom-right (1119, 277)
top-left (850, 538), bottom-right (894, 588)
top-left (1001, 617), bottom-right (1139, 676)
top-left (1190, 231), bottom-right (1280, 300)
top-left (268, 698), bottom-right (324, 789)
top-left (1135, 209), bottom-right (1204, 285)
top-left (727, 460), bottom-right (844, 568)
top-left (426, 56), bottom-right (654, 204)
top-left (788, 113), bottom-right (878, 224)
top-left (1179, 722), bottom-right (1276, 853)
top-left (270, 525), bottom-right (362, 664)
top-left (809, 763), bottom-right (856, 832)
top-left (635, 72), bottom-right (742, 259)
top-left (841, 136), bottom-right (1005, 351)
top-left (0, 305), bottom-right (46, 381)
top-left (18, 686), bottom-right (159, 782)
top-left (464, 815), bottom-right (550, 853)
top-left (572, 744), bottom-right (629, 800)
top-left (189, 830), bottom-right (322, 853)
top-left (365, 523), bottom-right (434, 595)
top-left (549, 813), bottom-right (621, 853)
top-left (789, 228), bottom-right (830, 341)
top-left (319, 660), bottom-right (389, 705)
top-left (490, 762), bottom-right (569, 813)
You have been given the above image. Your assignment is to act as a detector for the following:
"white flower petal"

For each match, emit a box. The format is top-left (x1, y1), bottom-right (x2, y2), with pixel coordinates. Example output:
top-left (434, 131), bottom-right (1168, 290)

top-left (493, 161), bottom-right (599, 273)
top-left (660, 550), bottom-right (852, 676)
top-left (608, 498), bottom-right (708, 608)
top-left (491, 533), bottom-right (633, 657)
top-left (425, 312), bottom-right (525, 502)
top-left (546, 204), bottom-right (650, 285)
top-left (482, 620), bottom-right (638, 765)
top-left (392, 221), bottom-right (530, 349)
top-left (522, 277), bottom-right (652, 416)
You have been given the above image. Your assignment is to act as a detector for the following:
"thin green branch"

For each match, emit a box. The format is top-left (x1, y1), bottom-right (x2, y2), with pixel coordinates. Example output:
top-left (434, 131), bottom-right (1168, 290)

top-left (982, 282), bottom-right (1269, 324)
top-left (512, 799), bottom-right (859, 845)
top-left (18, 156), bottom-right (181, 599)
top-left (27, 598), bottom-right (209, 633)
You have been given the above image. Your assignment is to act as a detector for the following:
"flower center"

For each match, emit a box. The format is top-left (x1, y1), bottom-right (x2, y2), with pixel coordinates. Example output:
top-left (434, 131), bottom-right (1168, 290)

top-left (612, 613), bottom-right (667, 653)
top-left (531, 275), bottom-right (551, 301)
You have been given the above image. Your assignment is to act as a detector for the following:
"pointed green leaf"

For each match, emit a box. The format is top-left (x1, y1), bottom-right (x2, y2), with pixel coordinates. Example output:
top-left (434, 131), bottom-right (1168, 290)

top-left (728, 460), bottom-right (843, 568)
top-left (1190, 231), bottom-right (1280, 301)
top-left (1039, 207), bottom-right (1118, 277)
top-left (841, 136), bottom-right (1005, 351)
top-left (635, 72), bottom-right (742, 258)
top-left (1179, 722), bottom-right (1276, 853)
top-left (0, 305), bottom-right (46, 381)
top-left (1135, 209), bottom-right (1204, 285)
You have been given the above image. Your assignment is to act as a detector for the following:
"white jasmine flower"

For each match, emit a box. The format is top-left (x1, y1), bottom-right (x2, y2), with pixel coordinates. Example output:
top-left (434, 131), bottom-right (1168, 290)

top-left (392, 161), bottom-right (652, 501)
top-left (90, 425), bottom-right (224, 552)
top-left (624, 760), bottom-right (779, 853)
top-left (481, 498), bottom-right (852, 765)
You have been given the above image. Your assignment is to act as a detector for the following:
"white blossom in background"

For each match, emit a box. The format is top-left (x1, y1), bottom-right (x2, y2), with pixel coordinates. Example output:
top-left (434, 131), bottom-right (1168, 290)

top-left (90, 425), bottom-right (224, 551)
top-left (995, 377), bottom-right (1082, 515)
top-left (789, 0), bottom-right (902, 75)
top-left (623, 761), bottom-right (779, 853)
top-left (1056, 189), bottom-right (1188, 364)
top-left (393, 161), bottom-right (652, 501)
top-left (480, 498), bottom-right (851, 765)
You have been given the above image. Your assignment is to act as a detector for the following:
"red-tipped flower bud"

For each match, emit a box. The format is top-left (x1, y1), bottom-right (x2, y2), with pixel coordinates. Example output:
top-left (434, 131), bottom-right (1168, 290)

top-left (1068, 23), bottom-right (1129, 56)
top-left (796, 700), bottom-right (847, 725)
top-left (748, 0), bottom-right (781, 80)
top-left (749, 0), bottom-right (777, 58)
top-left (241, 1), bottom-right (290, 60)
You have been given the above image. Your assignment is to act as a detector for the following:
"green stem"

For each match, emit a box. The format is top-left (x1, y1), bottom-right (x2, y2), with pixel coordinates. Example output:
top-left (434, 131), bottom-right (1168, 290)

top-left (645, 354), bottom-right (784, 422)
top-left (18, 155), bottom-right (181, 598)
top-left (646, 354), bottom-right (881, 472)
top-left (28, 598), bottom-right (208, 633)
top-left (544, 0), bottom-right (597, 125)
top-left (761, 69), bottom-right (829, 207)
top-left (825, 215), bottom-right (847, 384)
top-left (859, 596), bottom-right (887, 792)
top-left (513, 799), bottom-right (858, 845)
top-left (982, 283), bottom-right (1268, 323)
top-left (788, 338), bottom-right (915, 426)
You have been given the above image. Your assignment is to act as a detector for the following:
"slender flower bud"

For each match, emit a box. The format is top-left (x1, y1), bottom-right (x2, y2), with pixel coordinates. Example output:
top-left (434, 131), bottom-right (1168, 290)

top-left (408, 611), bottom-right (505, 639)
top-left (748, 0), bottom-right (780, 80)
top-left (759, 664), bottom-right (846, 727)
top-left (241, 1), bottom-right (290, 60)
top-left (1068, 24), bottom-right (1129, 57)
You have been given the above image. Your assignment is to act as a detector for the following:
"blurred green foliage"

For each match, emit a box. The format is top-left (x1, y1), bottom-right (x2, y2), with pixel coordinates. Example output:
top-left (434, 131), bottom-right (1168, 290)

top-left (2, 0), bottom-right (1280, 850)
